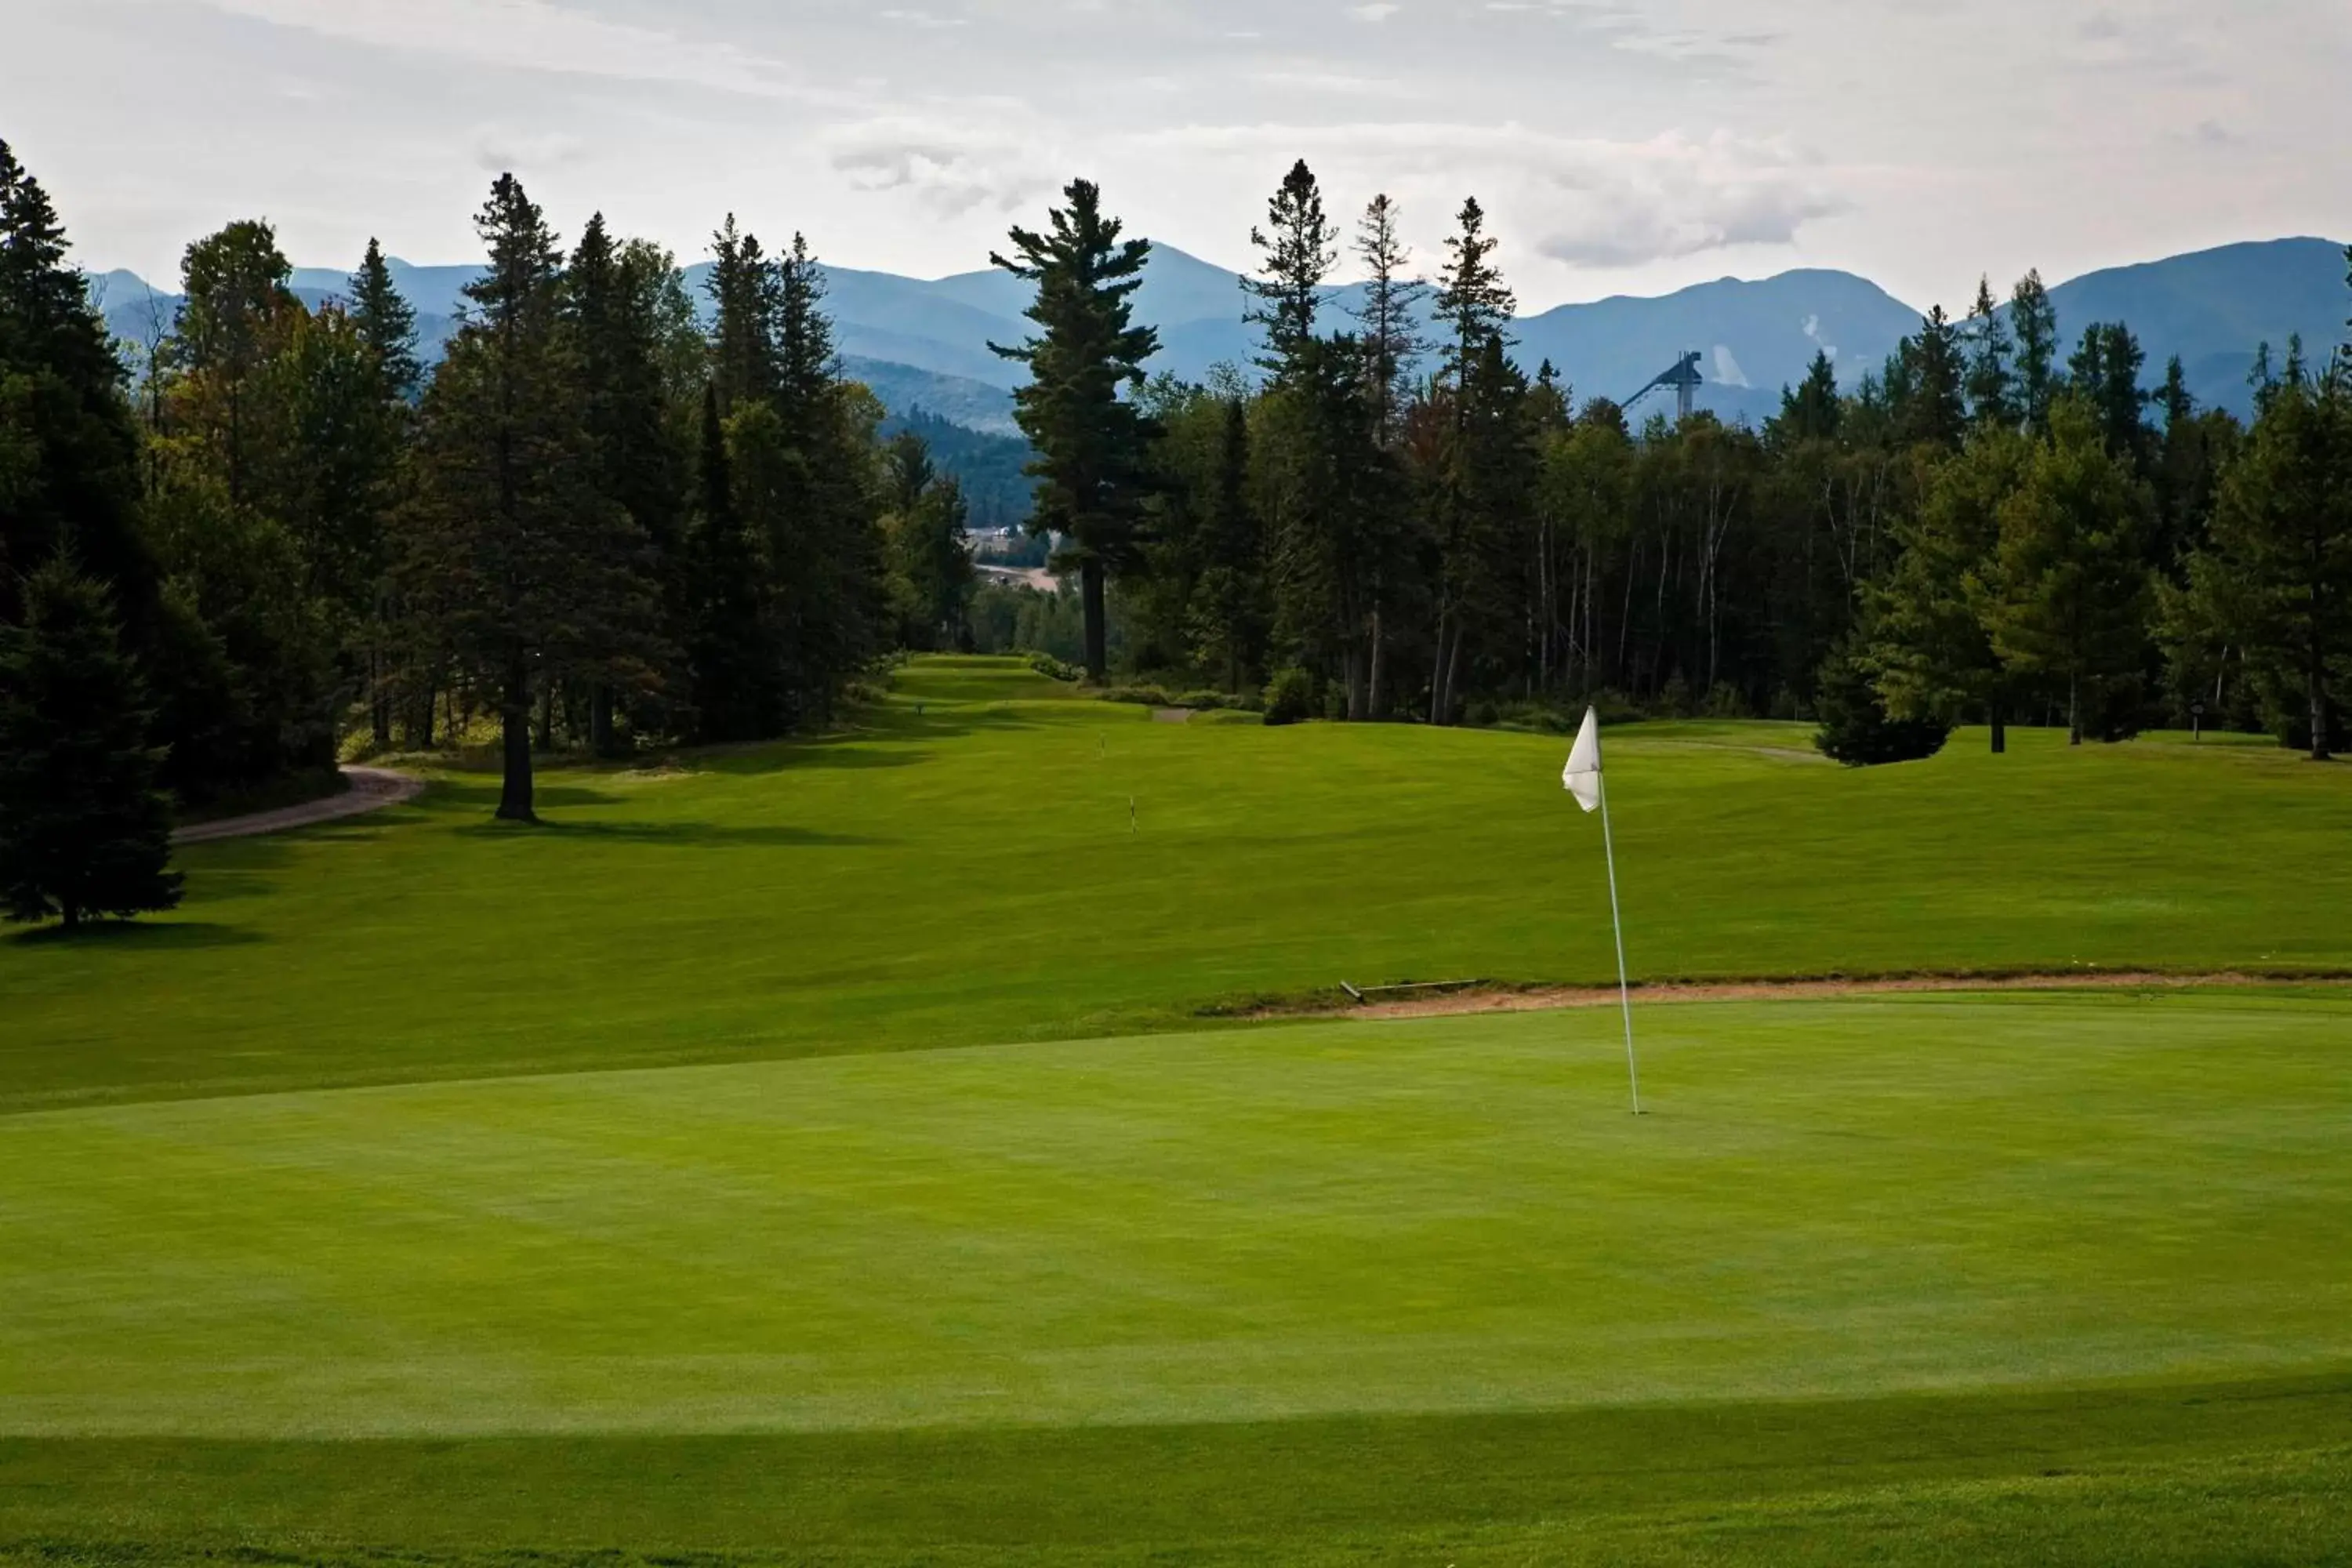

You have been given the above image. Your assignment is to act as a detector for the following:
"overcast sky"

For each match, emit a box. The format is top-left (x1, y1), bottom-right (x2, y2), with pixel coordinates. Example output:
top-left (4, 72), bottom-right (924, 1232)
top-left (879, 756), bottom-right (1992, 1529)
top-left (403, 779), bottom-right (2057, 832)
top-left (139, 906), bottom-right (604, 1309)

top-left (9, 0), bottom-right (2349, 313)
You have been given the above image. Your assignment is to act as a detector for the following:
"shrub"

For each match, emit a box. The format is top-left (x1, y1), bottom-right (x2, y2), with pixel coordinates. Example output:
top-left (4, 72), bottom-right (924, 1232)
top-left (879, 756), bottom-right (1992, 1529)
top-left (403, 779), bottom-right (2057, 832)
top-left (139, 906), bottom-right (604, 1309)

top-left (1262, 667), bottom-right (1316, 726)
top-left (1813, 643), bottom-right (1951, 766)
top-left (1025, 652), bottom-right (1082, 684)
top-left (1098, 684), bottom-right (1175, 708)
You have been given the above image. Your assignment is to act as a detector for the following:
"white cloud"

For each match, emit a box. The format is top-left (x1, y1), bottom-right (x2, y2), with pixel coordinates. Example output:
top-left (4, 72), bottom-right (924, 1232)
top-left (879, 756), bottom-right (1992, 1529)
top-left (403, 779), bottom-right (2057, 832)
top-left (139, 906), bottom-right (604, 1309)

top-left (1348, 3), bottom-right (1402, 20)
top-left (826, 118), bottom-right (1058, 219)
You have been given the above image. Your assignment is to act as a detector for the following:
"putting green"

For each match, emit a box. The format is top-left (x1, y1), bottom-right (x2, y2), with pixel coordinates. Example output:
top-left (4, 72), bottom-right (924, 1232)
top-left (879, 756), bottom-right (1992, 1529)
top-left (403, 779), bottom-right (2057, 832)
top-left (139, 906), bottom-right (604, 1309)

top-left (6, 991), bottom-right (2347, 1438)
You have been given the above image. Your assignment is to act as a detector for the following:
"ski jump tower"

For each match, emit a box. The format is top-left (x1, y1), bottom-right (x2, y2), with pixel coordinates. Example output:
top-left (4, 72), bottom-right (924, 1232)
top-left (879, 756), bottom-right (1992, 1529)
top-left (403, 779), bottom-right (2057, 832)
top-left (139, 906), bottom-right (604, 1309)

top-left (1626, 350), bottom-right (1705, 423)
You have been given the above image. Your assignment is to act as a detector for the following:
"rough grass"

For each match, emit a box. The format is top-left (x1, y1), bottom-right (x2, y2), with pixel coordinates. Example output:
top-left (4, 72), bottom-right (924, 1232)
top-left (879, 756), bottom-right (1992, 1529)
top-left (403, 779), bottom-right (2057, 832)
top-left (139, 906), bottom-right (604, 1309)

top-left (4, 657), bottom-right (2348, 1114)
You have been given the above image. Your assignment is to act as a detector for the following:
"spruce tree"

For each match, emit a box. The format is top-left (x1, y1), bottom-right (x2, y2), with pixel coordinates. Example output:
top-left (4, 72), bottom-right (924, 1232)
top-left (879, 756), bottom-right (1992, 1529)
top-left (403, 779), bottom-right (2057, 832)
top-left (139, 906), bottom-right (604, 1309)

top-left (2067, 322), bottom-right (2151, 470)
top-left (0, 137), bottom-right (159, 632)
top-left (1777, 351), bottom-right (1842, 442)
top-left (347, 239), bottom-right (421, 405)
top-left (991, 179), bottom-right (1160, 681)
top-left (1893, 306), bottom-right (1967, 450)
top-left (683, 383), bottom-right (775, 740)
top-left (706, 216), bottom-right (780, 415)
top-left (1190, 397), bottom-right (1267, 693)
top-left (1983, 397), bottom-right (2156, 743)
top-left (2010, 269), bottom-right (2062, 434)
top-left (1243, 160), bottom-right (1338, 381)
top-left (0, 561), bottom-right (183, 928)
top-left (401, 174), bottom-right (656, 821)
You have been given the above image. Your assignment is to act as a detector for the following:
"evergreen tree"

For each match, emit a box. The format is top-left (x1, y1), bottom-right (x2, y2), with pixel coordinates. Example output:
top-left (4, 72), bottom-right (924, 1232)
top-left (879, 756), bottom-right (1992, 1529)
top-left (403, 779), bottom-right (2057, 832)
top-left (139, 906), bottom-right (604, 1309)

top-left (0, 561), bottom-right (183, 928)
top-left (1433, 197), bottom-right (1514, 390)
top-left (1266, 335), bottom-right (1392, 717)
top-left (1814, 633), bottom-right (1951, 765)
top-left (568, 217), bottom-right (688, 753)
top-left (991, 179), bottom-right (1160, 681)
top-left (1872, 428), bottom-right (2031, 750)
top-left (347, 238), bottom-right (421, 405)
top-left (1983, 397), bottom-right (2155, 743)
top-left (0, 137), bottom-right (160, 630)
top-left (2067, 321), bottom-right (2152, 470)
top-left (401, 174), bottom-right (657, 821)
top-left (1189, 397), bottom-right (1267, 693)
top-left (1350, 193), bottom-right (1428, 444)
top-left (2169, 371), bottom-right (2352, 759)
top-left (1243, 160), bottom-right (1338, 381)
top-left (2010, 269), bottom-right (2062, 434)
top-left (682, 383), bottom-right (775, 740)
top-left (1777, 351), bottom-right (1843, 443)
top-left (1963, 276), bottom-right (2016, 429)
top-left (884, 432), bottom-right (975, 653)
top-left (706, 215), bottom-right (780, 415)
top-left (1892, 306), bottom-right (1967, 449)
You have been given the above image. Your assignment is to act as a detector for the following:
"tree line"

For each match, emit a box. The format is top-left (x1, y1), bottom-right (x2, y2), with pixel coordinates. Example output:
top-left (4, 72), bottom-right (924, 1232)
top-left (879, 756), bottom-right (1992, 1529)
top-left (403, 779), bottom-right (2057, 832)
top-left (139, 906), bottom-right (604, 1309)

top-left (2, 137), bottom-right (975, 921)
top-left (999, 164), bottom-right (2350, 760)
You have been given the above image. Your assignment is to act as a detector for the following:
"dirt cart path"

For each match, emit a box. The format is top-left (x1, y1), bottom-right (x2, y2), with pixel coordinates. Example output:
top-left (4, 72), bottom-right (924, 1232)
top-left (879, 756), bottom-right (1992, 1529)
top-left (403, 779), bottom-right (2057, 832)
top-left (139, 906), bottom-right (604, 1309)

top-left (174, 768), bottom-right (423, 845)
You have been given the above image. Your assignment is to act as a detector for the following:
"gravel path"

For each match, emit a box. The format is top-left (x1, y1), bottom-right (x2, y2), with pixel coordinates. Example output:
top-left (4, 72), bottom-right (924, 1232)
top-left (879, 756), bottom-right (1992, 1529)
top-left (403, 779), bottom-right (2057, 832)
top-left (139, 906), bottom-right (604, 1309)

top-left (173, 767), bottom-right (424, 845)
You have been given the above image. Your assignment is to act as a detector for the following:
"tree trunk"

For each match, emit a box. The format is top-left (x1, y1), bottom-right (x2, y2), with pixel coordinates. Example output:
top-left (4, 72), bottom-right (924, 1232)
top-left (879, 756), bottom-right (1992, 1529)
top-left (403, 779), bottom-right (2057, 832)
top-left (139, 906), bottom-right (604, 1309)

top-left (1439, 626), bottom-right (1466, 727)
top-left (1080, 560), bottom-right (1108, 683)
top-left (591, 683), bottom-right (617, 759)
top-left (1343, 641), bottom-right (1369, 722)
top-left (2068, 672), bottom-right (2083, 746)
top-left (1368, 608), bottom-right (1385, 720)
top-left (2313, 665), bottom-right (2332, 763)
top-left (1990, 695), bottom-right (2006, 756)
top-left (497, 658), bottom-right (538, 823)
top-left (61, 901), bottom-right (80, 931)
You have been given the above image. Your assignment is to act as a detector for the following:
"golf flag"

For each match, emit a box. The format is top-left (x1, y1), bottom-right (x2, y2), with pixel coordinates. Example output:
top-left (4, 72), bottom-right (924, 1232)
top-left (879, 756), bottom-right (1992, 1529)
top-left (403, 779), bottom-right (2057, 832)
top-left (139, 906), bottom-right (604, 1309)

top-left (1563, 707), bottom-right (1642, 1115)
top-left (1563, 707), bottom-right (1602, 814)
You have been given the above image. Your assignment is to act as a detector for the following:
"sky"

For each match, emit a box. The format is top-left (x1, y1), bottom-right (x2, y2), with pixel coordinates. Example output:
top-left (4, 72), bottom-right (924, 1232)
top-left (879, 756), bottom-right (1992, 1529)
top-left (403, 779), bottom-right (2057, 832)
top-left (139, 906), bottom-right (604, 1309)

top-left (7, 0), bottom-right (2350, 314)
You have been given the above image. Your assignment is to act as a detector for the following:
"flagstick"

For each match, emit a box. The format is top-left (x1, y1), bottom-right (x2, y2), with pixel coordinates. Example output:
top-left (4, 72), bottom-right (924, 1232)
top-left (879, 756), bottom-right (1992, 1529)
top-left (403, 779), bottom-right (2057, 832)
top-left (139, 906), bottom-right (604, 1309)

top-left (1595, 765), bottom-right (1642, 1116)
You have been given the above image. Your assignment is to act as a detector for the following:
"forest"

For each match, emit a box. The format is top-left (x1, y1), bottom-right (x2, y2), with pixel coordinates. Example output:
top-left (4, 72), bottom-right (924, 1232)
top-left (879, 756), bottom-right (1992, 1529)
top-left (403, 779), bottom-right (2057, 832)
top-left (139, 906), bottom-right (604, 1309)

top-left (4, 136), bottom-right (2350, 919)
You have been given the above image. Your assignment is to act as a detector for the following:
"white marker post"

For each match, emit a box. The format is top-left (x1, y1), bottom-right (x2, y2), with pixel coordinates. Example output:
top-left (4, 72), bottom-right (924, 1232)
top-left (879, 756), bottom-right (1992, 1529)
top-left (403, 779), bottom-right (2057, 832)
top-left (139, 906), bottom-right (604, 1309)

top-left (1565, 708), bottom-right (1642, 1115)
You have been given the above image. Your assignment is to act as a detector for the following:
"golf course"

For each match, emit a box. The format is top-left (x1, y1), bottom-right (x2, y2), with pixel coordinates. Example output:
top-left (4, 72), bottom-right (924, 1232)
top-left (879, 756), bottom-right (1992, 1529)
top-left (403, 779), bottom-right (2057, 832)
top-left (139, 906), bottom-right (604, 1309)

top-left (4, 656), bottom-right (2349, 1565)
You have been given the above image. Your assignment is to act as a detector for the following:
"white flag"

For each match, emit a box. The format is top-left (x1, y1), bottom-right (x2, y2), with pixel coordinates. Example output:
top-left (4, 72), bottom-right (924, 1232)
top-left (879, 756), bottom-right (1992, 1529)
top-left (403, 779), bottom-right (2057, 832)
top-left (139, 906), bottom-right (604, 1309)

top-left (1563, 707), bottom-right (1602, 814)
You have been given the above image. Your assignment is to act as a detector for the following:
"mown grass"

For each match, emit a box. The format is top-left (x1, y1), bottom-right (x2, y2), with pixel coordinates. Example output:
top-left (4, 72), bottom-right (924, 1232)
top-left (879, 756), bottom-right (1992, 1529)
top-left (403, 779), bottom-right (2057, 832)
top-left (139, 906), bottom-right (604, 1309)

top-left (3, 658), bottom-right (2347, 1113)
top-left (5, 657), bottom-right (2349, 1563)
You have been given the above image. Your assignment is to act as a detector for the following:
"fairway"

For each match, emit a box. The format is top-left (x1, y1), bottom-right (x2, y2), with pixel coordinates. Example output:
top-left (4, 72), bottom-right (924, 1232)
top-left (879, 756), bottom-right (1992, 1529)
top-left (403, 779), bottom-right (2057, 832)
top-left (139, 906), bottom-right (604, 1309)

top-left (4, 659), bottom-right (2350, 1564)
top-left (5, 659), bottom-right (2350, 1114)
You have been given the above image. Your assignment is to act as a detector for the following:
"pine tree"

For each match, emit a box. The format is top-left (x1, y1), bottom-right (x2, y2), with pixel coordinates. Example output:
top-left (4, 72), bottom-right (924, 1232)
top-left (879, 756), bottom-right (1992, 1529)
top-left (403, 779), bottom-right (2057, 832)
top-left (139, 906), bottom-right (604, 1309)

top-left (401, 174), bottom-right (657, 821)
top-left (0, 561), bottom-right (183, 928)
top-left (1350, 194), bottom-right (1428, 443)
top-left (0, 137), bottom-right (160, 632)
top-left (991, 179), bottom-right (1160, 681)
top-left (2010, 269), bottom-right (2062, 434)
top-left (174, 220), bottom-right (301, 508)
top-left (2067, 322), bottom-right (2151, 470)
top-left (1434, 197), bottom-right (1514, 391)
top-left (1189, 397), bottom-right (1267, 693)
top-left (1963, 276), bottom-right (2016, 430)
top-left (682, 383), bottom-right (775, 740)
top-left (1776, 351), bottom-right (1842, 443)
top-left (1243, 160), bottom-right (1338, 381)
top-left (1983, 397), bottom-right (2156, 744)
top-left (2170, 371), bottom-right (2352, 759)
top-left (1892, 306), bottom-right (1967, 449)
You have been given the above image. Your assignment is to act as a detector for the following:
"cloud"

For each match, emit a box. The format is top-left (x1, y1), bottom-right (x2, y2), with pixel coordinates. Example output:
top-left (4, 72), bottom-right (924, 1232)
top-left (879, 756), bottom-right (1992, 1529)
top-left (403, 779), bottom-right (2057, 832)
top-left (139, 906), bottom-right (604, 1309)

top-left (1348, 2), bottom-right (1402, 19)
top-left (192, 0), bottom-right (806, 98)
top-left (470, 127), bottom-right (589, 174)
top-left (826, 118), bottom-right (1058, 218)
top-left (1526, 132), bottom-right (1848, 267)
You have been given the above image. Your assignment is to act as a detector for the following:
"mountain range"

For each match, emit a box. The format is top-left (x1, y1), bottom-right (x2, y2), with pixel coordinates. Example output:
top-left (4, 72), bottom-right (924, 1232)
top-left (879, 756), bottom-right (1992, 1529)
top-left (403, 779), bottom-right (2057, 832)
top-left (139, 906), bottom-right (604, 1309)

top-left (86, 237), bottom-right (2349, 434)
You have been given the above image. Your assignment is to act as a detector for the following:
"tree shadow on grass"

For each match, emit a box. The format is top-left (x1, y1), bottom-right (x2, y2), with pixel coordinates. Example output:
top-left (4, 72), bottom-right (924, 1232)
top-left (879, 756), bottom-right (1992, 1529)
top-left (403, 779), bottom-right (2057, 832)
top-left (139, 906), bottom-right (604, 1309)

top-left (452, 819), bottom-right (891, 848)
top-left (5, 920), bottom-right (263, 950)
top-left (430, 781), bottom-right (629, 812)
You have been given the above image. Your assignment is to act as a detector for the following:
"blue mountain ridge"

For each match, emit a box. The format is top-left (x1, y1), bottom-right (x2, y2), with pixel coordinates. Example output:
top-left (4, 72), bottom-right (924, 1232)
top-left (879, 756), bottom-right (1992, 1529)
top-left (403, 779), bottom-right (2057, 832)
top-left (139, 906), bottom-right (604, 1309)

top-left (90, 236), bottom-right (2350, 434)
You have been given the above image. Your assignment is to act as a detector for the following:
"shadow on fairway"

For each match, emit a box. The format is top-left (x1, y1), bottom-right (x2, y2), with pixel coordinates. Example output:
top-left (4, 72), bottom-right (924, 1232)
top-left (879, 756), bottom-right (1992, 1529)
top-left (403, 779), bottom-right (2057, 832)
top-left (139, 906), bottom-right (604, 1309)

top-left (453, 818), bottom-right (891, 849)
top-left (5, 920), bottom-right (263, 950)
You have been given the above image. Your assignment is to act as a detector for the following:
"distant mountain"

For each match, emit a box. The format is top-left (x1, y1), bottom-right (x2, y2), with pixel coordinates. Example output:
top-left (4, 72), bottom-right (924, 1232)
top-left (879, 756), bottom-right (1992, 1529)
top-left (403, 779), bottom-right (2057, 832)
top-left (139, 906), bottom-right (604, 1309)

top-left (2041, 238), bottom-right (2350, 417)
top-left (87, 234), bottom-right (2348, 432)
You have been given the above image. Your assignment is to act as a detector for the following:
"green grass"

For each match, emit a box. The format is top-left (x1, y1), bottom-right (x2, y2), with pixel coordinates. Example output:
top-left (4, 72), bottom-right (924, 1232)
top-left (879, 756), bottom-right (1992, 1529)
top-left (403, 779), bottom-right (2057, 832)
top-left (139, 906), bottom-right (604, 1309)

top-left (5, 656), bottom-right (2350, 1563)
top-left (3, 657), bottom-right (2348, 1114)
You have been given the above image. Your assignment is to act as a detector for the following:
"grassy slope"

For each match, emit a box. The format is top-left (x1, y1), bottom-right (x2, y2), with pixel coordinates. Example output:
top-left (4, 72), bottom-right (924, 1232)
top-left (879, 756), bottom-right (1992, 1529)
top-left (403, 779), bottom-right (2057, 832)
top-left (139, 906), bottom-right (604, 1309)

top-left (4, 658), bottom-right (2349, 1114)
top-left (5, 658), bottom-right (2350, 1563)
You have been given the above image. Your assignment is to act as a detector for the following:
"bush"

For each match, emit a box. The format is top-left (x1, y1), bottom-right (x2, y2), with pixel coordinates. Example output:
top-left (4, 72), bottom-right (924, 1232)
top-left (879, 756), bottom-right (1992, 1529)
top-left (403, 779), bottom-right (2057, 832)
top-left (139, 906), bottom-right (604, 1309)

top-left (1174, 690), bottom-right (1246, 712)
top-left (1262, 667), bottom-right (1316, 727)
top-left (1025, 652), bottom-right (1082, 684)
top-left (1813, 644), bottom-right (1951, 766)
top-left (1098, 684), bottom-right (1175, 708)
